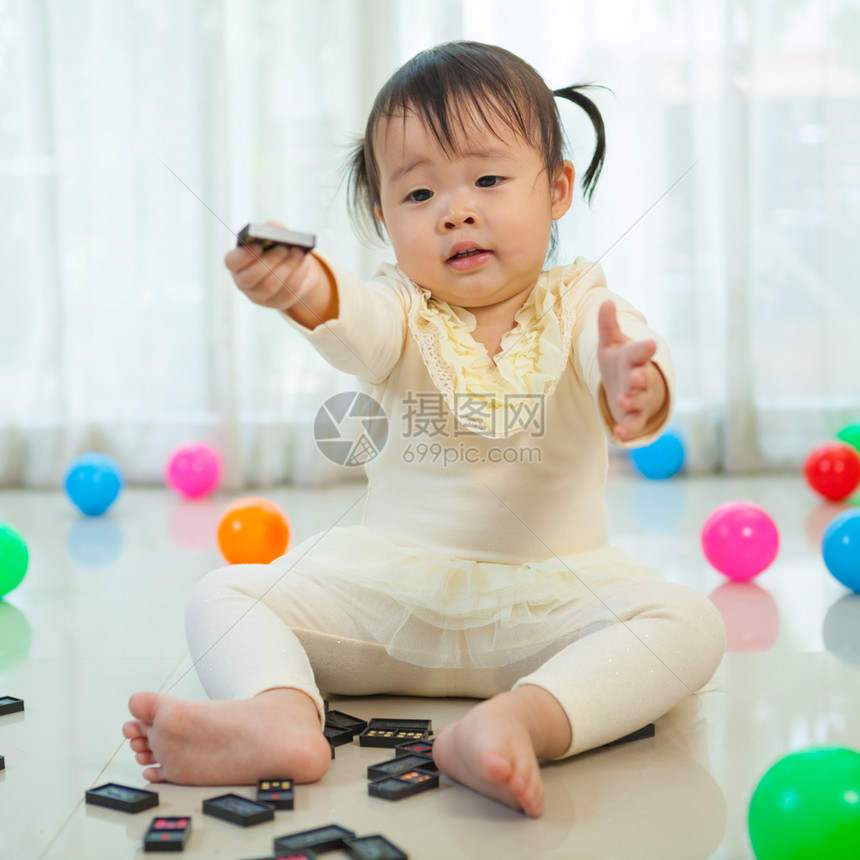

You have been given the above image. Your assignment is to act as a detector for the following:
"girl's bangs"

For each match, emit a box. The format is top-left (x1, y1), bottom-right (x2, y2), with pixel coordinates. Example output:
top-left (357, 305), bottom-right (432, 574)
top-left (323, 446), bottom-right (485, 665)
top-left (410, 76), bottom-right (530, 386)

top-left (377, 80), bottom-right (538, 158)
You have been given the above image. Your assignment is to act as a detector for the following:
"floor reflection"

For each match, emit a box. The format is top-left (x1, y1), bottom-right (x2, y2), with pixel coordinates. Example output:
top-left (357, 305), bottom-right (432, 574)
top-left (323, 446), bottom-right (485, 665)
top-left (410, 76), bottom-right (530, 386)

top-left (822, 594), bottom-right (860, 667)
top-left (709, 582), bottom-right (780, 652)
top-left (628, 479), bottom-right (686, 534)
top-left (0, 600), bottom-right (32, 670)
top-left (804, 501), bottom-right (849, 549)
top-left (66, 516), bottom-right (123, 567)
top-left (167, 498), bottom-right (222, 552)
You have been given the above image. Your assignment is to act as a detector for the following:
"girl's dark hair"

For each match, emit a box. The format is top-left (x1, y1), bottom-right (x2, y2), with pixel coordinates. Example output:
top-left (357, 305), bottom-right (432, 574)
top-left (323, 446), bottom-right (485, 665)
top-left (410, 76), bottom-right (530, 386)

top-left (346, 40), bottom-right (607, 245)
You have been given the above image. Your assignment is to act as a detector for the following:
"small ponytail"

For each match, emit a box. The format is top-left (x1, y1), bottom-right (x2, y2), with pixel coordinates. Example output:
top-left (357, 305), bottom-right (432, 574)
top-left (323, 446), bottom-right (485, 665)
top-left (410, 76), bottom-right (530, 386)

top-left (552, 85), bottom-right (608, 203)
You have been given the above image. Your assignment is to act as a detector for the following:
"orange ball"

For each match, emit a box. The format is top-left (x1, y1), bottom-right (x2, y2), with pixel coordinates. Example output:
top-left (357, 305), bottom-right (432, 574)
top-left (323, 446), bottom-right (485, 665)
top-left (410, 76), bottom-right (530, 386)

top-left (216, 497), bottom-right (290, 564)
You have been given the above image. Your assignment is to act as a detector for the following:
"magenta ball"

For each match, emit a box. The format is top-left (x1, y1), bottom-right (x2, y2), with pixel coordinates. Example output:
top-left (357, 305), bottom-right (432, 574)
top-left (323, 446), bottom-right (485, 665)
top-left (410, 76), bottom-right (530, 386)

top-left (701, 501), bottom-right (780, 581)
top-left (165, 443), bottom-right (222, 499)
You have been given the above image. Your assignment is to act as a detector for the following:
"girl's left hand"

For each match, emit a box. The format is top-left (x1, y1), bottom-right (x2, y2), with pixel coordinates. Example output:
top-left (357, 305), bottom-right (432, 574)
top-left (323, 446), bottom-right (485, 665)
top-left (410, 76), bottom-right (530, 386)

top-left (597, 300), bottom-right (667, 441)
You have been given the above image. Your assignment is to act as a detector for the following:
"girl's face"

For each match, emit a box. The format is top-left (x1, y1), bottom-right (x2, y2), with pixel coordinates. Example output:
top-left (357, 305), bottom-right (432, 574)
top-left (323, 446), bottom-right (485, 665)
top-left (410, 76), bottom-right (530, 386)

top-left (374, 109), bottom-right (573, 312)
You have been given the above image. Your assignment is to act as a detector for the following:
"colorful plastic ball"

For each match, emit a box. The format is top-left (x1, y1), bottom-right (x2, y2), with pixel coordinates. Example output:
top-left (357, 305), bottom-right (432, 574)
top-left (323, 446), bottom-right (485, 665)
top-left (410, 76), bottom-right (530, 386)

top-left (822, 510), bottom-right (860, 592)
top-left (803, 442), bottom-right (860, 502)
top-left (64, 452), bottom-right (123, 516)
top-left (701, 501), bottom-right (779, 581)
top-left (837, 423), bottom-right (860, 454)
top-left (748, 746), bottom-right (860, 860)
top-left (0, 523), bottom-right (28, 598)
top-left (629, 429), bottom-right (685, 480)
top-left (165, 442), bottom-right (221, 499)
top-left (216, 497), bottom-right (290, 564)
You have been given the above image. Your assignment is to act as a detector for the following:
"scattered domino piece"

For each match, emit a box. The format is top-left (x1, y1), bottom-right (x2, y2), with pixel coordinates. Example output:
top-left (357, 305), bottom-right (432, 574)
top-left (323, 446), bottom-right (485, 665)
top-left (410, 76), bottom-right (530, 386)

top-left (343, 834), bottom-right (409, 860)
top-left (85, 782), bottom-right (159, 814)
top-left (0, 754), bottom-right (4, 770)
top-left (237, 223), bottom-right (316, 254)
top-left (256, 778), bottom-right (295, 810)
top-left (367, 753), bottom-right (438, 781)
top-left (604, 723), bottom-right (656, 748)
top-left (143, 816), bottom-right (191, 853)
top-left (394, 739), bottom-right (434, 758)
top-left (274, 823), bottom-right (355, 854)
top-left (368, 769), bottom-right (439, 801)
top-left (0, 696), bottom-right (24, 717)
top-left (358, 719), bottom-right (432, 748)
top-left (202, 792), bottom-right (274, 826)
top-left (324, 709), bottom-right (368, 738)
top-left (324, 724), bottom-right (354, 748)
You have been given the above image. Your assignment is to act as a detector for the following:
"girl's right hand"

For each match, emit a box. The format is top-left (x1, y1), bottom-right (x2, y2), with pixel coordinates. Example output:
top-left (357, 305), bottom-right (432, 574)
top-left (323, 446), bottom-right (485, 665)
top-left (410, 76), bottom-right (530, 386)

top-left (223, 220), bottom-right (327, 317)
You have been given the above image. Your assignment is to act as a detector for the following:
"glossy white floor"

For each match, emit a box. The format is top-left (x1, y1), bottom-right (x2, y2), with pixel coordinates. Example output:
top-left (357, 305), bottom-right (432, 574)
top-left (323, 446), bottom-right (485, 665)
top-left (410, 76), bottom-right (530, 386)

top-left (1, 470), bottom-right (858, 860)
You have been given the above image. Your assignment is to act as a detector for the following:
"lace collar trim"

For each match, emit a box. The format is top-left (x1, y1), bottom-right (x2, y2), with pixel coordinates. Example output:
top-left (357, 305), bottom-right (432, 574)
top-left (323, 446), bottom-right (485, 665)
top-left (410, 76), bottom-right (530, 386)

top-left (401, 264), bottom-right (581, 438)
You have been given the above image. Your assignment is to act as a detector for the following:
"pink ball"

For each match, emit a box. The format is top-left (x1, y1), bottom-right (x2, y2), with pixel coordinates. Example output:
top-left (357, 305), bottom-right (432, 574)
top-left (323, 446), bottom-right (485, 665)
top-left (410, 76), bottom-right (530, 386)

top-left (701, 501), bottom-right (779, 581)
top-left (165, 442), bottom-right (222, 499)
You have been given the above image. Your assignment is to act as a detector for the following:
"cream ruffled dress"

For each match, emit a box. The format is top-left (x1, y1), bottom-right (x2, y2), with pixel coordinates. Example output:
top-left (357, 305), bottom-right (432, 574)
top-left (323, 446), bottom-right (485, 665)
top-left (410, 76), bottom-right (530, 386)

top-left (285, 264), bottom-right (662, 669)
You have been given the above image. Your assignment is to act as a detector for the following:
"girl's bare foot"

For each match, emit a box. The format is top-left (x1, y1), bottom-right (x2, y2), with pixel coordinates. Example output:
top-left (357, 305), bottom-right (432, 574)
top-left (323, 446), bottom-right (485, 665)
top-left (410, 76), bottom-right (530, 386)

top-left (121, 688), bottom-right (330, 785)
top-left (432, 685), bottom-right (571, 818)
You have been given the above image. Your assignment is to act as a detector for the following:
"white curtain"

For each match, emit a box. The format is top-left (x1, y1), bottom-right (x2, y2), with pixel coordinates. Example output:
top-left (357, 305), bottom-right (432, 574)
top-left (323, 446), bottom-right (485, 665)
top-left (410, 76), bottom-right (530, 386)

top-left (2, 0), bottom-right (858, 487)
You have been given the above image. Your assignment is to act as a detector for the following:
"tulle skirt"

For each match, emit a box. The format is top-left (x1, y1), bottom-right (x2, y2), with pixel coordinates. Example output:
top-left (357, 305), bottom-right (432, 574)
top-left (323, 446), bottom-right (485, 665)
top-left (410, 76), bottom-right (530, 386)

top-left (280, 525), bottom-right (663, 669)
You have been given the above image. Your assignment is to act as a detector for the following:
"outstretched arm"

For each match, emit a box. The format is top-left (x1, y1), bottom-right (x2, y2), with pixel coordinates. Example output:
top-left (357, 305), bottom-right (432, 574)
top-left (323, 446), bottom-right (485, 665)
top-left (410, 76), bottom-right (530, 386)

top-left (597, 300), bottom-right (668, 442)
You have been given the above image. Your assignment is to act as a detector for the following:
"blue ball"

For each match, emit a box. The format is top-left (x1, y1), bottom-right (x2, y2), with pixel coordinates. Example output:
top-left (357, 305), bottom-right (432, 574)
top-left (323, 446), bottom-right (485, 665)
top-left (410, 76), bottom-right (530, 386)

top-left (64, 453), bottom-right (123, 516)
top-left (629, 430), bottom-right (685, 480)
top-left (822, 510), bottom-right (860, 592)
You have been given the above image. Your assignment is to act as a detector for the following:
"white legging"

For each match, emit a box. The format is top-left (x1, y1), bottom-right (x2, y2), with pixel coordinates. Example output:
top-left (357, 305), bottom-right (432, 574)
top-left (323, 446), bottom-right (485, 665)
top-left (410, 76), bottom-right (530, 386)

top-left (185, 562), bottom-right (725, 759)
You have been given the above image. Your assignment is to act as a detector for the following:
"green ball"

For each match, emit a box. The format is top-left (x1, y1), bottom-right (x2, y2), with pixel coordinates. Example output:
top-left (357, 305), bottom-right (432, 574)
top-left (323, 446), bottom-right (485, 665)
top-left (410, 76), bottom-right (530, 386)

top-left (837, 424), bottom-right (860, 454)
top-left (749, 747), bottom-right (860, 859)
top-left (0, 522), bottom-right (28, 598)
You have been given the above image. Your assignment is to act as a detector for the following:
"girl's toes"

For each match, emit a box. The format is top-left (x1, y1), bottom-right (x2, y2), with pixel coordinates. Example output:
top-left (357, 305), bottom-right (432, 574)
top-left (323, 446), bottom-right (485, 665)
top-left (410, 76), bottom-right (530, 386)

top-left (507, 771), bottom-right (526, 795)
top-left (526, 783), bottom-right (544, 814)
top-left (122, 720), bottom-right (146, 740)
top-left (128, 691), bottom-right (160, 724)
top-left (480, 749), bottom-right (512, 785)
top-left (143, 766), bottom-right (165, 783)
top-left (135, 751), bottom-right (156, 766)
top-left (129, 737), bottom-right (150, 754)
top-left (526, 799), bottom-right (544, 817)
top-left (518, 782), bottom-right (542, 816)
